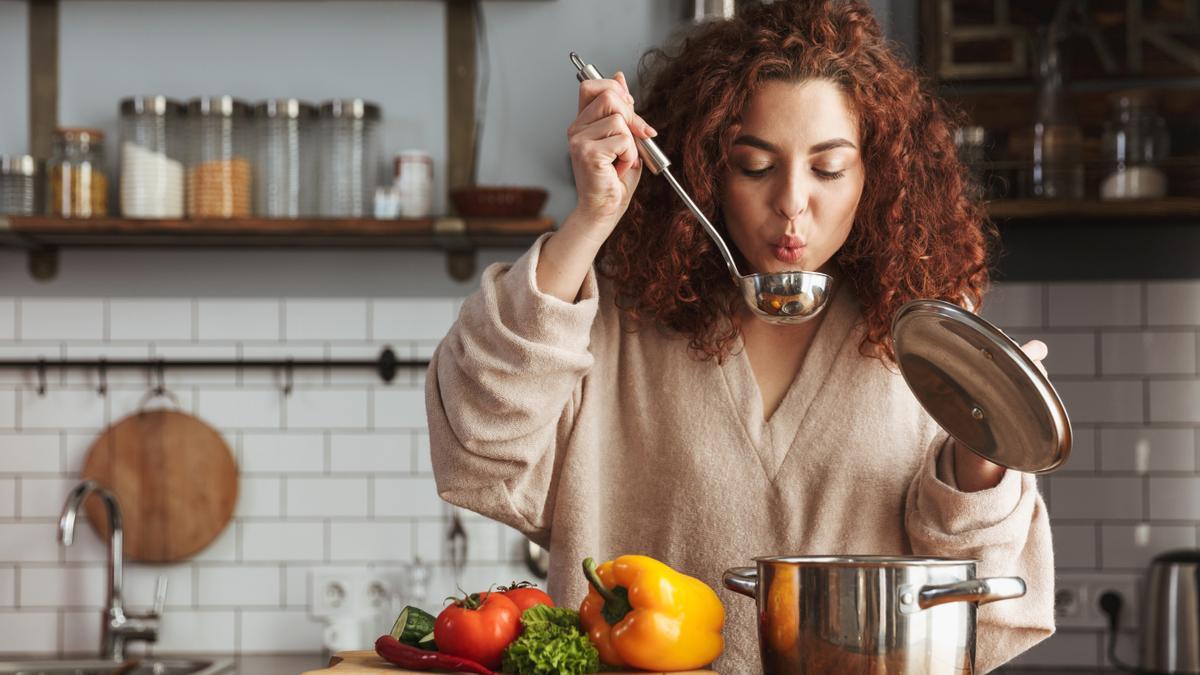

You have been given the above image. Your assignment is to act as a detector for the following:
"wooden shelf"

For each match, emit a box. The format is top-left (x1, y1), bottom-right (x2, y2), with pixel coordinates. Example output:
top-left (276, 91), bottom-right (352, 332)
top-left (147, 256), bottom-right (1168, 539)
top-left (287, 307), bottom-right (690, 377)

top-left (0, 215), bottom-right (555, 280)
top-left (987, 198), bottom-right (1200, 222)
top-left (984, 199), bottom-right (1200, 281)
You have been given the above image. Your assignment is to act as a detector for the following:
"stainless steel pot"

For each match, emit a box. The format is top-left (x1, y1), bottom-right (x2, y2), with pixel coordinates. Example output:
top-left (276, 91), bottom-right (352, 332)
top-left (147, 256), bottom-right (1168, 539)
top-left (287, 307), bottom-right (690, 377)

top-left (723, 556), bottom-right (1026, 674)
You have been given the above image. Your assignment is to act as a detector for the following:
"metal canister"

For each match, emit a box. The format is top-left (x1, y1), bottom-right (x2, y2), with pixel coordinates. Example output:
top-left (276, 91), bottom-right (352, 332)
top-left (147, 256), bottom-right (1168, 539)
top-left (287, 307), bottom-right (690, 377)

top-left (0, 155), bottom-right (38, 215)
top-left (254, 99), bottom-right (317, 217)
top-left (317, 99), bottom-right (381, 217)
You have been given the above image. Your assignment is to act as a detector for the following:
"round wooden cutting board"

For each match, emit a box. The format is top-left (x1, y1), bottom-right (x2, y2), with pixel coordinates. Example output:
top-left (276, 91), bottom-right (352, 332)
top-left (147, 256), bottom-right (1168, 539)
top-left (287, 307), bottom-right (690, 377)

top-left (81, 409), bottom-right (238, 562)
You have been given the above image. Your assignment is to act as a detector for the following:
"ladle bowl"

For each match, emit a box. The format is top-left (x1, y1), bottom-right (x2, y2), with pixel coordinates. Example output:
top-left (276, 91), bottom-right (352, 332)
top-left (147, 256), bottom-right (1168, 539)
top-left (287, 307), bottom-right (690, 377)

top-left (742, 270), bottom-right (834, 324)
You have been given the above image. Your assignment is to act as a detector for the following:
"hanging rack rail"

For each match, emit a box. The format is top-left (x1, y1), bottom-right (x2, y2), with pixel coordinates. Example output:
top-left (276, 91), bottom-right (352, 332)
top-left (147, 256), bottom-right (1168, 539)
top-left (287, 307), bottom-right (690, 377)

top-left (0, 347), bottom-right (427, 396)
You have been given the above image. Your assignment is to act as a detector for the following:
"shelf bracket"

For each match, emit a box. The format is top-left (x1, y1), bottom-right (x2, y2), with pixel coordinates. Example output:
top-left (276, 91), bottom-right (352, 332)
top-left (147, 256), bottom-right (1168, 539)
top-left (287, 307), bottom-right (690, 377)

top-left (434, 217), bottom-right (474, 281)
top-left (28, 247), bottom-right (59, 281)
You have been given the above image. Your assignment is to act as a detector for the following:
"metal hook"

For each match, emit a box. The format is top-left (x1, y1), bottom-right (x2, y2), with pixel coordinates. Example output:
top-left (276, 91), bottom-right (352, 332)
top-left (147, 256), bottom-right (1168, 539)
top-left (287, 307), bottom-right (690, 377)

top-left (282, 359), bottom-right (294, 397)
top-left (153, 359), bottom-right (166, 396)
top-left (138, 359), bottom-right (180, 413)
top-left (97, 359), bottom-right (108, 397)
top-left (36, 358), bottom-right (47, 397)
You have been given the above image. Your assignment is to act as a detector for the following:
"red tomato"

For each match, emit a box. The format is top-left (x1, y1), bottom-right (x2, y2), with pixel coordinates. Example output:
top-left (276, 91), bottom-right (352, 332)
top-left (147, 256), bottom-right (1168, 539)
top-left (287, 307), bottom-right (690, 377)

top-left (500, 582), bottom-right (555, 613)
top-left (434, 591), bottom-right (521, 669)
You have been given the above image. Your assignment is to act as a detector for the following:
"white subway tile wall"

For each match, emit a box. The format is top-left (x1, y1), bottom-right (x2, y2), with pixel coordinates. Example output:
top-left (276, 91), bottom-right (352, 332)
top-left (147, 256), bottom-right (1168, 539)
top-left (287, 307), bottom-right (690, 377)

top-left (0, 282), bottom-right (1195, 663)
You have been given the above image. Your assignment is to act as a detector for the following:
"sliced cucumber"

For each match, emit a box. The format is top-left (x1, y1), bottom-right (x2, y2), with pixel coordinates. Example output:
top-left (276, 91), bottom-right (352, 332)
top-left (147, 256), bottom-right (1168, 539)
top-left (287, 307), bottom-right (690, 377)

top-left (390, 606), bottom-right (437, 647)
top-left (416, 630), bottom-right (437, 651)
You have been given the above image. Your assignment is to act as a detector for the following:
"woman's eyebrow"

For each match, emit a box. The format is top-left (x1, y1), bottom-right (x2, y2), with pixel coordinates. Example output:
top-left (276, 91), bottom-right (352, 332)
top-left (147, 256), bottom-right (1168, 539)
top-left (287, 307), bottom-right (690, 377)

top-left (732, 134), bottom-right (779, 153)
top-left (732, 134), bottom-right (857, 155)
top-left (809, 138), bottom-right (857, 154)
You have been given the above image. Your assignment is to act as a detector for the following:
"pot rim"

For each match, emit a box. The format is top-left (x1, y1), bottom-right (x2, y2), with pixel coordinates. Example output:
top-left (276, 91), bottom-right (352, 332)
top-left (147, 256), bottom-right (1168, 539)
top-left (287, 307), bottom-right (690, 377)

top-left (752, 555), bottom-right (979, 567)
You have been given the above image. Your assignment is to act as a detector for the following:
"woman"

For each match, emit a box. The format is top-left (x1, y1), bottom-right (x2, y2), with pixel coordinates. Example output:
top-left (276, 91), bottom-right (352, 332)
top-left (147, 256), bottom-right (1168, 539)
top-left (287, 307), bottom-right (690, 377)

top-left (427, 1), bottom-right (1055, 671)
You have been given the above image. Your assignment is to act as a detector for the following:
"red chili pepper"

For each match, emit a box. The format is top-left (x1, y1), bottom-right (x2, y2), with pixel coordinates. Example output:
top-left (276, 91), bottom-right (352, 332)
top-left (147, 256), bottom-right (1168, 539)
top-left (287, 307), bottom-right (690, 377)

top-left (374, 635), bottom-right (494, 675)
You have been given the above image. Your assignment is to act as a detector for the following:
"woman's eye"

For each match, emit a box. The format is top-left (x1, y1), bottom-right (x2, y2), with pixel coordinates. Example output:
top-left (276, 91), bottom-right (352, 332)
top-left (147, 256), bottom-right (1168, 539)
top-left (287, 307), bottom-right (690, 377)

top-left (740, 166), bottom-right (771, 178)
top-left (814, 167), bottom-right (846, 180)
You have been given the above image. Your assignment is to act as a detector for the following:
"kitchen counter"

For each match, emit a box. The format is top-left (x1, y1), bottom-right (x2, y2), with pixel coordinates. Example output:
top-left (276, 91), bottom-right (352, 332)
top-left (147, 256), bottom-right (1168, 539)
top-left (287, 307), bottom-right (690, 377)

top-left (228, 655), bottom-right (1120, 674)
top-left (207, 655), bottom-right (1128, 674)
top-left (0, 653), bottom-right (1123, 674)
top-left (229, 653), bottom-right (331, 673)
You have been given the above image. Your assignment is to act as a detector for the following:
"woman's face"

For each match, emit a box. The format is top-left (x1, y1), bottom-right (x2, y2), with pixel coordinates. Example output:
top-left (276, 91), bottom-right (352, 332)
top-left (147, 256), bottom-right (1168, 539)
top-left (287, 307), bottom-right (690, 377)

top-left (721, 79), bottom-right (865, 277)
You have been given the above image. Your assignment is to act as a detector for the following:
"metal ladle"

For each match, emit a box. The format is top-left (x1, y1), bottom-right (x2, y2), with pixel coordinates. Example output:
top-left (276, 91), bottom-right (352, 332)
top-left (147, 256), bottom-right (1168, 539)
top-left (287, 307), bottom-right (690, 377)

top-left (570, 52), bottom-right (834, 325)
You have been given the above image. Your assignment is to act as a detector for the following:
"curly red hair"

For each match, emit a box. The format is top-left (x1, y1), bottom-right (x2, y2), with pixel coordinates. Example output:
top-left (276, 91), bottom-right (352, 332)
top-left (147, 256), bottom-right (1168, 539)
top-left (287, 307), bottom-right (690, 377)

top-left (599, 0), bottom-right (993, 362)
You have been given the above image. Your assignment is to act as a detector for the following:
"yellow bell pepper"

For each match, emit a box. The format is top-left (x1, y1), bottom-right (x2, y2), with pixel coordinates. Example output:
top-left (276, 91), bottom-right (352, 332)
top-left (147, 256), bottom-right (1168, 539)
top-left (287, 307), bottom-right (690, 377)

top-left (579, 555), bottom-right (725, 670)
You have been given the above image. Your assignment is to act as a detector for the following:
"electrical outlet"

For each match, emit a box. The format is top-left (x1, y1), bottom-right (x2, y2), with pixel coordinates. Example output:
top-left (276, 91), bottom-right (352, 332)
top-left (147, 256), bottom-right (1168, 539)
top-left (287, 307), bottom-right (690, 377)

top-left (1055, 573), bottom-right (1140, 630)
top-left (363, 574), bottom-right (394, 612)
top-left (311, 572), bottom-right (357, 618)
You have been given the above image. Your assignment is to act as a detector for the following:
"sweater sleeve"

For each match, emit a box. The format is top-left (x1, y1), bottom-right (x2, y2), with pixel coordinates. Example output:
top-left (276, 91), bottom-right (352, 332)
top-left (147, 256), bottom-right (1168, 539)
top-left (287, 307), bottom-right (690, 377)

top-left (904, 435), bottom-right (1056, 674)
top-left (426, 233), bottom-right (599, 544)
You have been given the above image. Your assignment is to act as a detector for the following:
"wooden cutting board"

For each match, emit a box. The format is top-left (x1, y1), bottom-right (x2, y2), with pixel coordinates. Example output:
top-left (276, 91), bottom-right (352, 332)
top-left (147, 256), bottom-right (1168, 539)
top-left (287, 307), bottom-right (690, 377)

top-left (81, 409), bottom-right (238, 562)
top-left (303, 650), bottom-right (719, 674)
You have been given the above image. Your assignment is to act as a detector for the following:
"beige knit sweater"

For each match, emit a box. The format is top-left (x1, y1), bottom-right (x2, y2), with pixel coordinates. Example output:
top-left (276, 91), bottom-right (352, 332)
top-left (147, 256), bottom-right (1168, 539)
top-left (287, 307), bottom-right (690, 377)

top-left (427, 234), bottom-right (1055, 673)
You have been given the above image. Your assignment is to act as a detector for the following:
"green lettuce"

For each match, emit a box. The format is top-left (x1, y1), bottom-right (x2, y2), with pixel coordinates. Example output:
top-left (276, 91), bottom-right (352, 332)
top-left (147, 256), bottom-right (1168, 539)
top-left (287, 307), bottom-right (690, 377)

top-left (501, 605), bottom-right (600, 675)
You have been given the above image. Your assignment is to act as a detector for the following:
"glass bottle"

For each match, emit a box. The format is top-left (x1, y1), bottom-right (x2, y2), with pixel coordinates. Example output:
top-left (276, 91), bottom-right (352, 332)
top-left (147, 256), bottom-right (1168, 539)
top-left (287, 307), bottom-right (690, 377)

top-left (1022, 27), bottom-right (1083, 199)
top-left (1100, 91), bottom-right (1169, 200)
top-left (46, 128), bottom-right (108, 218)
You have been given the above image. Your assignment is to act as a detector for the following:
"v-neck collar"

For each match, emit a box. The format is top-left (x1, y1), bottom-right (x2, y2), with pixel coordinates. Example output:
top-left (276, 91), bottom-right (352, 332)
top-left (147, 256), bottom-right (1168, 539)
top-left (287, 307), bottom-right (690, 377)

top-left (720, 286), bottom-right (860, 481)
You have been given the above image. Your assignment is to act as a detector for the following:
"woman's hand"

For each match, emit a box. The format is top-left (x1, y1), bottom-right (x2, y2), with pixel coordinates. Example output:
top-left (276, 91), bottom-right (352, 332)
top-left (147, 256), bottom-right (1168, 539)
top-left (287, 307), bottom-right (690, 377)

top-left (566, 70), bottom-right (657, 244)
top-left (952, 340), bottom-right (1049, 492)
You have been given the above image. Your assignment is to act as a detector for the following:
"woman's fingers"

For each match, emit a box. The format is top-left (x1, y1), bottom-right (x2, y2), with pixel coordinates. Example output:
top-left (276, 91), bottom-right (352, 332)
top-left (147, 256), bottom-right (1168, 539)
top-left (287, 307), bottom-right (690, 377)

top-left (577, 117), bottom-right (640, 175)
top-left (574, 74), bottom-right (656, 138)
top-left (615, 70), bottom-right (631, 96)
top-left (1020, 340), bottom-right (1049, 376)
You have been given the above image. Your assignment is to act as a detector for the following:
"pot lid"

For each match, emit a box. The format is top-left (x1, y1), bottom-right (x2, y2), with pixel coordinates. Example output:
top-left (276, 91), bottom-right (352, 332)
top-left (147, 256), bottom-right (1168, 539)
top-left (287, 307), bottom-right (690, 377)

top-left (892, 299), bottom-right (1071, 474)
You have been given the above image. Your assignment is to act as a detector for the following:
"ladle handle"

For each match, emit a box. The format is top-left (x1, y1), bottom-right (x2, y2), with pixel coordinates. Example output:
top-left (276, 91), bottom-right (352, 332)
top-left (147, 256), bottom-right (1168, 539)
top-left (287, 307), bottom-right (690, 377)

top-left (570, 52), bottom-right (670, 176)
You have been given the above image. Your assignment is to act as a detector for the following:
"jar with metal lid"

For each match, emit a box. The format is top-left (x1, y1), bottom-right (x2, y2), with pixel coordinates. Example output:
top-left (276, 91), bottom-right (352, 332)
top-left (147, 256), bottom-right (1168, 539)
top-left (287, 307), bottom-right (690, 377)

top-left (393, 150), bottom-right (433, 218)
top-left (1101, 90), bottom-right (1170, 200)
top-left (254, 99), bottom-right (317, 217)
top-left (0, 155), bottom-right (38, 215)
top-left (185, 96), bottom-right (252, 218)
top-left (119, 95), bottom-right (185, 218)
top-left (47, 128), bottom-right (108, 217)
top-left (318, 99), bottom-right (381, 217)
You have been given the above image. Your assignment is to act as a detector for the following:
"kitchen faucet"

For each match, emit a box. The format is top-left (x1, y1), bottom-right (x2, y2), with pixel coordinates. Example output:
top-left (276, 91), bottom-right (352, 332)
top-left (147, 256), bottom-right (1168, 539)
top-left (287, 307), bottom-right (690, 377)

top-left (59, 480), bottom-right (167, 661)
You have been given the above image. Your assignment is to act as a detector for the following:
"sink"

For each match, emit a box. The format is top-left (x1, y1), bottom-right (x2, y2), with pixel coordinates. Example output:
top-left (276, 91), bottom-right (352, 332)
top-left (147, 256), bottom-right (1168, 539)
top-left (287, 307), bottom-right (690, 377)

top-left (0, 658), bottom-right (232, 675)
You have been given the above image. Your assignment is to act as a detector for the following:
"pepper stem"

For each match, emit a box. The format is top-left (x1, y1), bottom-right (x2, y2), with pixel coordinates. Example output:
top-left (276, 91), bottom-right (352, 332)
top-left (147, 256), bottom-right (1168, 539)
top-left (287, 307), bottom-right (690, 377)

top-left (582, 557), bottom-right (633, 625)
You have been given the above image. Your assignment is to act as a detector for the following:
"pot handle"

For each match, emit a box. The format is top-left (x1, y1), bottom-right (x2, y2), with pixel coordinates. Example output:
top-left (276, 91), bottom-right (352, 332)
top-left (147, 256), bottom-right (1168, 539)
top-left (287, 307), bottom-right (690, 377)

top-left (899, 576), bottom-right (1026, 614)
top-left (722, 567), bottom-right (758, 598)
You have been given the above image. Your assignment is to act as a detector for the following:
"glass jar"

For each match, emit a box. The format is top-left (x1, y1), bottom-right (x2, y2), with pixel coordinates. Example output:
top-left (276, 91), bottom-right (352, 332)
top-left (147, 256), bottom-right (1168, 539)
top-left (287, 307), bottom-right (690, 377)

top-left (318, 99), bottom-right (381, 217)
top-left (254, 99), bottom-right (317, 217)
top-left (47, 128), bottom-right (108, 217)
top-left (119, 95), bottom-right (185, 218)
top-left (394, 150), bottom-right (433, 218)
top-left (1101, 91), bottom-right (1170, 200)
top-left (0, 155), bottom-right (38, 216)
top-left (185, 96), bottom-right (252, 218)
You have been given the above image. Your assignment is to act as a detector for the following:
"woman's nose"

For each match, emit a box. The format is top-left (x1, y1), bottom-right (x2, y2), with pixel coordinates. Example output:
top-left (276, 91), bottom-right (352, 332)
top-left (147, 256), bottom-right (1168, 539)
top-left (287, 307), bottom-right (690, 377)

top-left (773, 170), bottom-right (809, 222)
